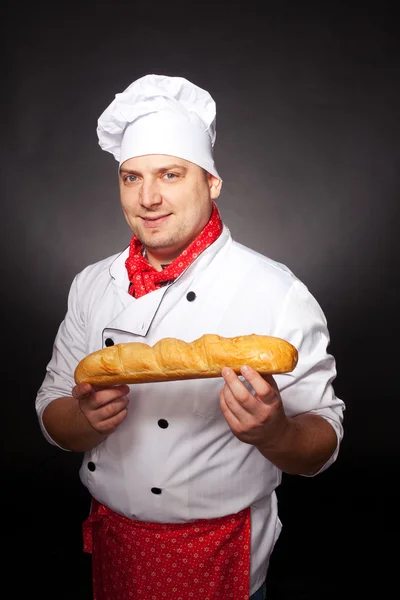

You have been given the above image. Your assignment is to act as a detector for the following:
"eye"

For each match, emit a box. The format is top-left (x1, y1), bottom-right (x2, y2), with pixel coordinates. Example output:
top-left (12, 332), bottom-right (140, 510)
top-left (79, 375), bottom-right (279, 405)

top-left (122, 174), bottom-right (139, 185)
top-left (126, 175), bottom-right (138, 183)
top-left (164, 172), bottom-right (178, 180)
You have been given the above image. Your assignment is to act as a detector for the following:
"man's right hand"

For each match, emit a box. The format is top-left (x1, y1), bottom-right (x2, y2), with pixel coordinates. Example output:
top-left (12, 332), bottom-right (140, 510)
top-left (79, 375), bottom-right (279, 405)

top-left (42, 383), bottom-right (131, 452)
top-left (72, 383), bottom-right (130, 436)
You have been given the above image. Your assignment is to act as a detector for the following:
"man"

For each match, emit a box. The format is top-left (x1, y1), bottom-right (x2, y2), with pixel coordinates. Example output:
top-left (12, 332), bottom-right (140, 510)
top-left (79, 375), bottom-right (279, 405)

top-left (36, 74), bottom-right (345, 600)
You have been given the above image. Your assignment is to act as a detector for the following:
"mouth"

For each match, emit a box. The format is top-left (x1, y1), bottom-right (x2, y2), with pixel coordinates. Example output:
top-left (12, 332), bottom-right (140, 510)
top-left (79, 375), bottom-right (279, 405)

top-left (140, 214), bottom-right (171, 228)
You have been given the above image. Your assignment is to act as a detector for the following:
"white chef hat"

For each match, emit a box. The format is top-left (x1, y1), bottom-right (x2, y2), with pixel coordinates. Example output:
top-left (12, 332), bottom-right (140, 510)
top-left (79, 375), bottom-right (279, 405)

top-left (97, 74), bottom-right (221, 179)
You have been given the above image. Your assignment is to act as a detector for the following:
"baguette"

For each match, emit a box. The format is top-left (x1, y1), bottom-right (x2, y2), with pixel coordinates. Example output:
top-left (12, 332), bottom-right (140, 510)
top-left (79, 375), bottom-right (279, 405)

top-left (74, 334), bottom-right (298, 387)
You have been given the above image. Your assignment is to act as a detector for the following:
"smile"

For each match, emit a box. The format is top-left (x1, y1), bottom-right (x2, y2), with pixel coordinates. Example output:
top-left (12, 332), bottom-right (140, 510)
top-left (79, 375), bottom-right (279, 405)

top-left (141, 215), bottom-right (171, 228)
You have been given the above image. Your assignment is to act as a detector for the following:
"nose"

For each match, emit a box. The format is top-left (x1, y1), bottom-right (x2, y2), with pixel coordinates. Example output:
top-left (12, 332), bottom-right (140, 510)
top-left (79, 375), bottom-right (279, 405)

top-left (139, 178), bottom-right (162, 209)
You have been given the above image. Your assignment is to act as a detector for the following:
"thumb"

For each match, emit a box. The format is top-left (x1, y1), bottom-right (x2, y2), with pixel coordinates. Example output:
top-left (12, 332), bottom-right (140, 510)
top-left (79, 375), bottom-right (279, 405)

top-left (72, 382), bottom-right (94, 400)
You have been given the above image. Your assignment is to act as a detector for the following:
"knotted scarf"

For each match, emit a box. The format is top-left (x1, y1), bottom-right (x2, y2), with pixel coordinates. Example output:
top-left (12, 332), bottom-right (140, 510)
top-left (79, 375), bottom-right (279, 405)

top-left (125, 202), bottom-right (223, 298)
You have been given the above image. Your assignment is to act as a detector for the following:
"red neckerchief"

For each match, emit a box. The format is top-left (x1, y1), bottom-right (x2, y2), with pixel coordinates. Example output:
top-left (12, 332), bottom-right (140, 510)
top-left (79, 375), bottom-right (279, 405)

top-left (125, 202), bottom-right (223, 298)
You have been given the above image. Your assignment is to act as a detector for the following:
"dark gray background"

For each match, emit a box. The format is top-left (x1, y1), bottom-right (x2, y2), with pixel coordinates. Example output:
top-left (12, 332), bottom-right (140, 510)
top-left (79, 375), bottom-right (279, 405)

top-left (3, 1), bottom-right (398, 598)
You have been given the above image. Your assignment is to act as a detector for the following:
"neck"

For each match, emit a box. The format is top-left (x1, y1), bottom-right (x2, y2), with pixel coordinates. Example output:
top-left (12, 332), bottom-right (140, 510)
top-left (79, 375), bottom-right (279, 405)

top-left (142, 247), bottom-right (174, 272)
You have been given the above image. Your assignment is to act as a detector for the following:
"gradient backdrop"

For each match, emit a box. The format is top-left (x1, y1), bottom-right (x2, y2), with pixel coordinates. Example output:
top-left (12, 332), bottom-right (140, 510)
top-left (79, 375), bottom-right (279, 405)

top-left (3, 1), bottom-right (399, 598)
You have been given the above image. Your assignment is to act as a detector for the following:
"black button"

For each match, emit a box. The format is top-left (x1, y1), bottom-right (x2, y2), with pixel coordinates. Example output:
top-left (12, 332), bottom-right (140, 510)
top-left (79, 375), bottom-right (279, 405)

top-left (158, 419), bottom-right (169, 429)
top-left (186, 291), bottom-right (196, 302)
top-left (88, 462), bottom-right (96, 472)
top-left (151, 487), bottom-right (162, 495)
top-left (105, 338), bottom-right (114, 347)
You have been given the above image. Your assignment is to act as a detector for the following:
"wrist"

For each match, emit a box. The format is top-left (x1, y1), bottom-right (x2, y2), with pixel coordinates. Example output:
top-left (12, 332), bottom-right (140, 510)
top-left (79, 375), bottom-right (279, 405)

top-left (255, 416), bottom-right (293, 457)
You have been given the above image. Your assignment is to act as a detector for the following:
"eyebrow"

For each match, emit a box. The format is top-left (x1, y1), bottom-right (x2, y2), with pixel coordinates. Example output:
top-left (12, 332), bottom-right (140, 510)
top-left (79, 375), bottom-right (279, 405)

top-left (119, 164), bottom-right (188, 176)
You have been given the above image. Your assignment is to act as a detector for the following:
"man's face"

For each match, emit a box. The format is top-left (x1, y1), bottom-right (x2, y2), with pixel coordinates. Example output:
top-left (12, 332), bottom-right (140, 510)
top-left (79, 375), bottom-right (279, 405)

top-left (119, 154), bottom-right (222, 264)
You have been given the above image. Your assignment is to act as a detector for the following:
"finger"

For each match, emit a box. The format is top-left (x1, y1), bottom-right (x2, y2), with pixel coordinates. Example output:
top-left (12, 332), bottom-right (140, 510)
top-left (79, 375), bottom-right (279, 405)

top-left (72, 382), bottom-right (94, 400)
top-left (221, 368), bottom-right (254, 404)
top-left (261, 373), bottom-right (279, 391)
top-left (240, 366), bottom-right (276, 403)
top-left (73, 383), bottom-right (130, 408)
top-left (95, 396), bottom-right (129, 424)
top-left (93, 403), bottom-right (129, 434)
top-left (222, 367), bottom-right (269, 416)
top-left (98, 384), bottom-right (131, 403)
top-left (219, 386), bottom-right (243, 428)
top-left (220, 372), bottom-right (263, 421)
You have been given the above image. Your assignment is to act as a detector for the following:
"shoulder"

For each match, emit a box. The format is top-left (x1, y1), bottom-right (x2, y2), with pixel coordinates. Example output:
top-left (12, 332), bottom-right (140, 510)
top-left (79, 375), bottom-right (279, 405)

top-left (73, 248), bottom-right (128, 290)
top-left (79, 249), bottom-right (126, 276)
top-left (64, 249), bottom-right (129, 318)
top-left (228, 240), bottom-right (299, 287)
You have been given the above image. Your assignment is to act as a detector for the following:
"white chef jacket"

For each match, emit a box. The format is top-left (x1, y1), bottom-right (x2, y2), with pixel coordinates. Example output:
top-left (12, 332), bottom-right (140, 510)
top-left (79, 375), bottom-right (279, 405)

top-left (36, 224), bottom-right (345, 595)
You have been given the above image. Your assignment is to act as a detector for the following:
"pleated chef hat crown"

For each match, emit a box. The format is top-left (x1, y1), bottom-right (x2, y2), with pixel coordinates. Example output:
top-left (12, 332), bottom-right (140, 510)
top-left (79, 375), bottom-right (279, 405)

top-left (97, 74), bottom-right (221, 179)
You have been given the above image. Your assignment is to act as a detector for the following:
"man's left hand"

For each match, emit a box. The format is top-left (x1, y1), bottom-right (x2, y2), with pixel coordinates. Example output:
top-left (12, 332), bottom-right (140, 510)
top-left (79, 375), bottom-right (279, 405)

top-left (219, 365), bottom-right (289, 450)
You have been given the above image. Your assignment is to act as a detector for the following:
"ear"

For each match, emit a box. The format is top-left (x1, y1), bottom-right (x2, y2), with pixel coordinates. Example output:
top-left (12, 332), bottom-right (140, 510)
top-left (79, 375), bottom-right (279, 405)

top-left (208, 174), bottom-right (222, 199)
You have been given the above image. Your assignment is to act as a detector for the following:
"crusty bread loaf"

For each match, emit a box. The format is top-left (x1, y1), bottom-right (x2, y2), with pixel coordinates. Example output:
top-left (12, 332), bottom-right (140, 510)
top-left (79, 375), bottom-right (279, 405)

top-left (74, 333), bottom-right (298, 387)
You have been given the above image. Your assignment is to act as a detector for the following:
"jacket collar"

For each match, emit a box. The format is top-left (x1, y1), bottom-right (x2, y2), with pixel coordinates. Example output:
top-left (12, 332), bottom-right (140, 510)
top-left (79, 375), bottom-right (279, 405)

top-left (108, 223), bottom-right (231, 292)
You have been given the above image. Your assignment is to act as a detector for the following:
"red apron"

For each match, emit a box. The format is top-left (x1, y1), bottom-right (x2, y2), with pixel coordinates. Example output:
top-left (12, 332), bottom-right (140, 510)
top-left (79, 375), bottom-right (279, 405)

top-left (83, 498), bottom-right (251, 599)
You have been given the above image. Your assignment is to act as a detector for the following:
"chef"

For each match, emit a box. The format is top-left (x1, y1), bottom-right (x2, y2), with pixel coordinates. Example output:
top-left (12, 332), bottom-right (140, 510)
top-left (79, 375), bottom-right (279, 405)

top-left (35, 74), bottom-right (345, 600)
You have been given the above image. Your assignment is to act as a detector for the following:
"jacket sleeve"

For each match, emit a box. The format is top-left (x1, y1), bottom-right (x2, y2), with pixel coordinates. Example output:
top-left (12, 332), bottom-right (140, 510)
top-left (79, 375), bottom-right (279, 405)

top-left (273, 279), bottom-right (345, 475)
top-left (35, 273), bottom-right (87, 448)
